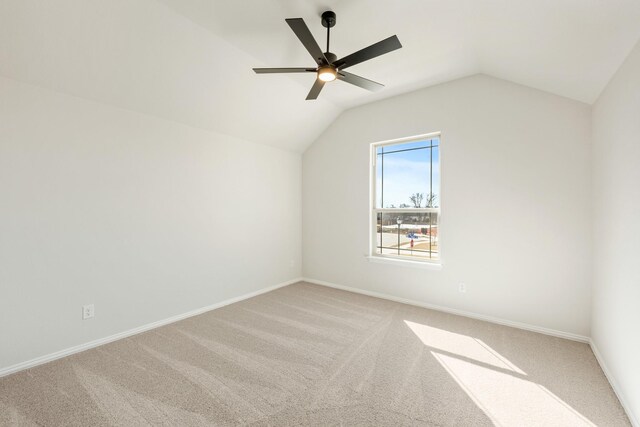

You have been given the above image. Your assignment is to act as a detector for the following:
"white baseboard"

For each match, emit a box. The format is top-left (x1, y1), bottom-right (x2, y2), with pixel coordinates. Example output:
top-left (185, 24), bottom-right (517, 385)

top-left (2, 276), bottom-right (635, 426)
top-left (590, 340), bottom-right (638, 427)
top-left (0, 277), bottom-right (302, 378)
top-left (302, 277), bottom-right (637, 425)
top-left (302, 277), bottom-right (590, 343)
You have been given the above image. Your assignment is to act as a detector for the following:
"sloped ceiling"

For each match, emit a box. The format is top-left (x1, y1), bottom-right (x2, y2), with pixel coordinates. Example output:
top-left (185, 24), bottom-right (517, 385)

top-left (1, 0), bottom-right (640, 152)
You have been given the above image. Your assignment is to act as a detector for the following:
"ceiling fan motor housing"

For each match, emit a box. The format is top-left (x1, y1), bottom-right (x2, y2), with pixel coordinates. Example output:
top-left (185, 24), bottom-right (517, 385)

top-left (324, 52), bottom-right (337, 64)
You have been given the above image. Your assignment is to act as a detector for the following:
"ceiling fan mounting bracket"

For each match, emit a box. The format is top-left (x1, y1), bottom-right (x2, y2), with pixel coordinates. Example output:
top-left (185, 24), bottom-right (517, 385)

top-left (321, 11), bottom-right (336, 28)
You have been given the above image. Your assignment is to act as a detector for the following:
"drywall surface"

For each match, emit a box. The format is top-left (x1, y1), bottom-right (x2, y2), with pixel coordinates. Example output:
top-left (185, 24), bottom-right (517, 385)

top-left (0, 0), bottom-right (339, 152)
top-left (592, 40), bottom-right (640, 425)
top-left (303, 74), bottom-right (592, 336)
top-left (0, 76), bottom-right (302, 370)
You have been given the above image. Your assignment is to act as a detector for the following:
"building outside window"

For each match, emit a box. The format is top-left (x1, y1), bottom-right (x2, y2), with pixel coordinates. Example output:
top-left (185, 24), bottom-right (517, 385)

top-left (371, 133), bottom-right (440, 263)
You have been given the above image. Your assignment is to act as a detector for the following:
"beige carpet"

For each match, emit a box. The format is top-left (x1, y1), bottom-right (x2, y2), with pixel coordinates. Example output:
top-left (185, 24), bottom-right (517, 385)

top-left (0, 282), bottom-right (630, 426)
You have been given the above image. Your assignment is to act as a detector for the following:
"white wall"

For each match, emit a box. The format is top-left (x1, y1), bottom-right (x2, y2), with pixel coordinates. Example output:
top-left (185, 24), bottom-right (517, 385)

top-left (0, 76), bottom-right (301, 370)
top-left (303, 74), bottom-right (592, 337)
top-left (591, 40), bottom-right (640, 425)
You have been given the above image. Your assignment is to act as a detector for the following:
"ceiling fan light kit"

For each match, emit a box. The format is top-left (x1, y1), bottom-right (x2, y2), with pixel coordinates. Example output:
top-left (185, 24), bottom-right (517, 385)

top-left (253, 10), bottom-right (402, 100)
top-left (318, 66), bottom-right (337, 82)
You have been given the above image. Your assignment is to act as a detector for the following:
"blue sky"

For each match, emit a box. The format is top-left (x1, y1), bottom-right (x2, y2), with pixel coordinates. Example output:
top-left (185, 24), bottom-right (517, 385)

top-left (376, 139), bottom-right (440, 208)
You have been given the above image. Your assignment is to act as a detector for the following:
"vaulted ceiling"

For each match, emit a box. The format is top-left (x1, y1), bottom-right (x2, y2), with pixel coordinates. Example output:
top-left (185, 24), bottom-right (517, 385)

top-left (1, 0), bottom-right (640, 152)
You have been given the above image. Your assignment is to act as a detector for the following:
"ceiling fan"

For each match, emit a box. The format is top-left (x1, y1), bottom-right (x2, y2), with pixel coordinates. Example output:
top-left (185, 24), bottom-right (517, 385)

top-left (253, 11), bottom-right (402, 100)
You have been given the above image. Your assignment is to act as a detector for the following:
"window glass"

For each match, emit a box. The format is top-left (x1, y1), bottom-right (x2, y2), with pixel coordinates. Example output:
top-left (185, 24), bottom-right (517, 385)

top-left (373, 136), bottom-right (440, 262)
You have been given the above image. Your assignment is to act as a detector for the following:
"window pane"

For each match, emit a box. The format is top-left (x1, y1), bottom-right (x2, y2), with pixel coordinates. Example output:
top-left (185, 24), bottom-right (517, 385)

top-left (376, 150), bottom-right (383, 208)
top-left (375, 139), bottom-right (438, 209)
top-left (430, 143), bottom-right (440, 207)
top-left (376, 211), bottom-right (439, 260)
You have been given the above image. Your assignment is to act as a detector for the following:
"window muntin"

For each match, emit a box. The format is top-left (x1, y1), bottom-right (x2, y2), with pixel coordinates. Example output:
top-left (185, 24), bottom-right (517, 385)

top-left (372, 135), bottom-right (440, 262)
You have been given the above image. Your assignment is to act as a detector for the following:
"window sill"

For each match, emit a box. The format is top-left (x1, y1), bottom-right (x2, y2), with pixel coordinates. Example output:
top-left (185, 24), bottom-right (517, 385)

top-left (366, 255), bottom-right (443, 270)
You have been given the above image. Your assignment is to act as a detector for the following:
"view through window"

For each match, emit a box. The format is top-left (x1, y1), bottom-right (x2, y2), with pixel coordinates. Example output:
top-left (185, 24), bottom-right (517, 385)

top-left (372, 135), bottom-right (440, 262)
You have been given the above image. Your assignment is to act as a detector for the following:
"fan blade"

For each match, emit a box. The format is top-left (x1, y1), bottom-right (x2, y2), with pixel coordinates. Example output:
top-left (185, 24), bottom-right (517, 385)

top-left (306, 79), bottom-right (325, 100)
top-left (253, 67), bottom-right (316, 74)
top-left (338, 71), bottom-right (384, 92)
top-left (286, 18), bottom-right (328, 65)
top-left (333, 35), bottom-right (402, 69)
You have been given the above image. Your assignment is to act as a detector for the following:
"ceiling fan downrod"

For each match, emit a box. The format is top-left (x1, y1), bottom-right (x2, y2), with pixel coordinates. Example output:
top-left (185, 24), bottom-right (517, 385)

top-left (321, 11), bottom-right (336, 58)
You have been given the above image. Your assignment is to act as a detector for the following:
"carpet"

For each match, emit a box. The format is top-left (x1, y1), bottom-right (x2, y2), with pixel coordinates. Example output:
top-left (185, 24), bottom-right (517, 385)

top-left (0, 282), bottom-right (630, 426)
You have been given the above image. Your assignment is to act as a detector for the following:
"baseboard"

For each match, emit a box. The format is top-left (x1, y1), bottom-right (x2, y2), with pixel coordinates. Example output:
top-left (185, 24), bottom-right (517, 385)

top-left (5, 276), bottom-right (633, 425)
top-left (301, 277), bottom-right (639, 424)
top-left (301, 277), bottom-right (590, 343)
top-left (0, 277), bottom-right (302, 378)
top-left (590, 340), bottom-right (638, 427)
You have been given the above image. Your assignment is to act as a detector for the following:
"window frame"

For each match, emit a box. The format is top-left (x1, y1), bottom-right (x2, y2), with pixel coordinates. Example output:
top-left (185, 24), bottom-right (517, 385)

top-left (369, 132), bottom-right (442, 266)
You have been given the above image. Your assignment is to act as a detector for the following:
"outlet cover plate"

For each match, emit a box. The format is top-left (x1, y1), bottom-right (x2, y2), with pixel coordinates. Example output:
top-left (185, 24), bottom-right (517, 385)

top-left (82, 304), bottom-right (95, 320)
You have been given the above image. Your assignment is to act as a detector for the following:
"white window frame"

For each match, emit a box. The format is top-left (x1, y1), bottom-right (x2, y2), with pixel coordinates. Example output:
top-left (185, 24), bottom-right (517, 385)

top-left (369, 132), bottom-right (442, 266)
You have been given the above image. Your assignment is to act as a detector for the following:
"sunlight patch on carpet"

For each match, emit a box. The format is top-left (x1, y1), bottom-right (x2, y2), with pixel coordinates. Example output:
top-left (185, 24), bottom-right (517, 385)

top-left (404, 320), bottom-right (596, 426)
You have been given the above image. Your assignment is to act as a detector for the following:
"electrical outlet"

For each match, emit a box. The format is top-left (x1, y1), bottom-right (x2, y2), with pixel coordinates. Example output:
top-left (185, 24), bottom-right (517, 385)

top-left (458, 283), bottom-right (467, 293)
top-left (82, 304), bottom-right (95, 320)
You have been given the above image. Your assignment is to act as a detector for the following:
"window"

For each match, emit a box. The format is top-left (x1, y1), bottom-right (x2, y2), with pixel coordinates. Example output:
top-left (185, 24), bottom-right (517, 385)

top-left (371, 134), bottom-right (440, 263)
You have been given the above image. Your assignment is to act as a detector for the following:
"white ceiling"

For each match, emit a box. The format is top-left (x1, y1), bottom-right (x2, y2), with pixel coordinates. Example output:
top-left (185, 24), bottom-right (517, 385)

top-left (1, 0), bottom-right (640, 152)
